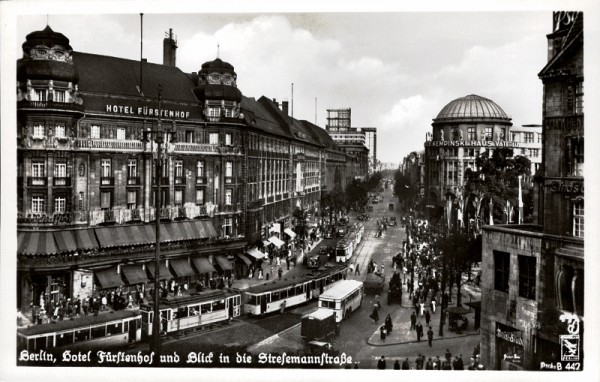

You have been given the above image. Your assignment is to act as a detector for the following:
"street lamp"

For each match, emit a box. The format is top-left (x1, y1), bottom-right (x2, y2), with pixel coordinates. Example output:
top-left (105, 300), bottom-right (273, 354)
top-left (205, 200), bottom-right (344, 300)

top-left (140, 84), bottom-right (177, 357)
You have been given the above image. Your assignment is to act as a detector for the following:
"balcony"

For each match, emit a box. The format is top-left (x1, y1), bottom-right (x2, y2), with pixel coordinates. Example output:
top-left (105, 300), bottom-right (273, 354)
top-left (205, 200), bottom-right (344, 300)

top-left (196, 176), bottom-right (207, 185)
top-left (267, 195), bottom-right (274, 203)
top-left (159, 208), bottom-right (171, 220)
top-left (100, 177), bottom-right (114, 186)
top-left (75, 139), bottom-right (143, 151)
top-left (103, 209), bottom-right (115, 223)
top-left (218, 203), bottom-right (242, 214)
top-left (175, 176), bottom-right (186, 185)
top-left (28, 177), bottom-right (47, 187)
top-left (225, 176), bottom-right (235, 184)
top-left (127, 177), bottom-right (141, 186)
top-left (53, 177), bottom-right (71, 187)
top-left (18, 100), bottom-right (85, 113)
top-left (174, 143), bottom-right (219, 155)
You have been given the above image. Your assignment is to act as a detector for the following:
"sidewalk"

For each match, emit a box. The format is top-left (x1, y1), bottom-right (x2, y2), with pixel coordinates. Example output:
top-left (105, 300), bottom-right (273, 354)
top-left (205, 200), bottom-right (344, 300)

top-left (365, 275), bottom-right (480, 346)
top-left (232, 237), bottom-right (324, 291)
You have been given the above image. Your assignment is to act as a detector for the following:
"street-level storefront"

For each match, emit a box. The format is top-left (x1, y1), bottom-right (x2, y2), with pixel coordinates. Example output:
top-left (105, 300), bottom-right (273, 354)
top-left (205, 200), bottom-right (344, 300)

top-left (495, 323), bottom-right (525, 370)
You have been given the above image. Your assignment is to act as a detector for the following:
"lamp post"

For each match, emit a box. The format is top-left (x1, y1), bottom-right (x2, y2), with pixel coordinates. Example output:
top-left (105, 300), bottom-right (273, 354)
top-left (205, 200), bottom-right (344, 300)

top-left (141, 84), bottom-right (176, 357)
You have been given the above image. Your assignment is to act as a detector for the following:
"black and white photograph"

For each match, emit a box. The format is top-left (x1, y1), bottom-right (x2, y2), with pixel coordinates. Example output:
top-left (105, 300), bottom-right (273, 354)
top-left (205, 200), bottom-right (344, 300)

top-left (1, 1), bottom-right (598, 381)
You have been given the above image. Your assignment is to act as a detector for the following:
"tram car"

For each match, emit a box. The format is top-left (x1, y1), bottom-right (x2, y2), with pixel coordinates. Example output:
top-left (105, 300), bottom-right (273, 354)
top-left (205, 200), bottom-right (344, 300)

top-left (243, 265), bottom-right (348, 316)
top-left (139, 289), bottom-right (241, 337)
top-left (335, 239), bottom-right (351, 262)
top-left (17, 310), bottom-right (141, 352)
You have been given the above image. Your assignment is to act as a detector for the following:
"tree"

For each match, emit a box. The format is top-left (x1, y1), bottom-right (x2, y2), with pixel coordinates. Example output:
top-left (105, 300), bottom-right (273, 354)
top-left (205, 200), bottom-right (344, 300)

top-left (464, 148), bottom-right (532, 225)
top-left (321, 191), bottom-right (346, 224)
top-left (394, 170), bottom-right (415, 208)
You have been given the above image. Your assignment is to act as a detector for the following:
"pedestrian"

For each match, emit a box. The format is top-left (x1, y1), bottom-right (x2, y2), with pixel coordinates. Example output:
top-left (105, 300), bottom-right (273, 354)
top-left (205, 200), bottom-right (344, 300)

top-left (258, 268), bottom-right (264, 280)
top-left (419, 301), bottom-right (425, 316)
top-left (427, 326), bottom-right (434, 347)
top-left (416, 322), bottom-right (423, 342)
top-left (402, 358), bottom-right (410, 370)
top-left (385, 314), bottom-right (393, 334)
top-left (349, 262), bottom-right (355, 274)
top-left (278, 267), bottom-right (283, 280)
top-left (425, 358), bottom-right (433, 370)
top-left (435, 356), bottom-right (442, 370)
top-left (445, 349), bottom-right (452, 363)
top-left (354, 362), bottom-right (359, 369)
top-left (380, 325), bottom-right (386, 341)
top-left (82, 297), bottom-right (89, 316)
top-left (431, 298), bottom-right (436, 313)
top-left (456, 354), bottom-right (464, 370)
top-left (101, 294), bottom-right (107, 311)
top-left (370, 305), bottom-right (379, 322)
top-left (394, 360), bottom-right (400, 370)
top-left (416, 354), bottom-right (424, 370)
top-left (377, 356), bottom-right (386, 370)
top-left (410, 312), bottom-right (417, 330)
top-left (355, 263), bottom-right (360, 275)
top-left (425, 310), bottom-right (431, 325)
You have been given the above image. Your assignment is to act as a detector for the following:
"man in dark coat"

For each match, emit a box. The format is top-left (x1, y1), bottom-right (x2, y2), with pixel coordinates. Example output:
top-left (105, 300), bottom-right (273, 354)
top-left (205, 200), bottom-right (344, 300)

top-left (425, 310), bottom-right (431, 325)
top-left (410, 312), bottom-right (417, 330)
top-left (394, 360), bottom-right (400, 370)
top-left (416, 322), bottom-right (423, 342)
top-left (427, 326), bottom-right (434, 347)
top-left (425, 358), bottom-right (433, 370)
top-left (445, 349), bottom-right (452, 363)
top-left (401, 358), bottom-right (410, 370)
top-left (415, 354), bottom-right (424, 370)
top-left (456, 355), bottom-right (464, 370)
top-left (377, 356), bottom-right (386, 370)
top-left (380, 325), bottom-right (386, 341)
top-left (370, 306), bottom-right (379, 322)
top-left (385, 314), bottom-right (393, 333)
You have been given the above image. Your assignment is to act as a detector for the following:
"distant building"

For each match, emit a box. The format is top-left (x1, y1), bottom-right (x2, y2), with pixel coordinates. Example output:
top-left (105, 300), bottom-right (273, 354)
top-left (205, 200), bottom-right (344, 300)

top-left (325, 108), bottom-right (370, 180)
top-left (479, 12), bottom-right (584, 370)
top-left (361, 127), bottom-right (377, 173)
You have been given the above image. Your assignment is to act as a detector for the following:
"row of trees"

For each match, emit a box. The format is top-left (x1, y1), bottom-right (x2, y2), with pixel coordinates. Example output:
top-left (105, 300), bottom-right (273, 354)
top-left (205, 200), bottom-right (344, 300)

top-left (321, 172), bottom-right (384, 223)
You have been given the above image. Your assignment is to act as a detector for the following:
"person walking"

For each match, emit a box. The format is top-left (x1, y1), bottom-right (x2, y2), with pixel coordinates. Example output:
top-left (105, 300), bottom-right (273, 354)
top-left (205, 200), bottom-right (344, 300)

top-left (416, 322), bottom-right (423, 342)
top-left (410, 311), bottom-right (417, 330)
top-left (355, 263), bottom-right (360, 275)
top-left (385, 314), bottom-right (393, 334)
top-left (394, 360), bottom-right (400, 370)
top-left (402, 358), bottom-right (410, 370)
top-left (445, 349), bottom-right (452, 363)
top-left (427, 326), bottom-right (434, 347)
top-left (370, 305), bottom-right (379, 323)
top-left (431, 298), bottom-right (436, 313)
top-left (425, 358), bottom-right (433, 370)
top-left (349, 262), bottom-right (355, 275)
top-left (377, 356), bottom-right (386, 370)
top-left (278, 267), bottom-right (283, 280)
top-left (419, 301), bottom-right (425, 316)
top-left (379, 325), bottom-right (386, 341)
top-left (425, 310), bottom-right (431, 325)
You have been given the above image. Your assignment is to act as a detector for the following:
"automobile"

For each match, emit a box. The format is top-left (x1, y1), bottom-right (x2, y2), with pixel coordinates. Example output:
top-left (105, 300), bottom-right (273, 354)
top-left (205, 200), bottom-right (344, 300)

top-left (356, 206), bottom-right (366, 213)
top-left (357, 214), bottom-right (370, 221)
top-left (372, 199), bottom-right (378, 204)
top-left (324, 229), bottom-right (334, 239)
top-left (389, 217), bottom-right (397, 226)
top-left (337, 226), bottom-right (348, 237)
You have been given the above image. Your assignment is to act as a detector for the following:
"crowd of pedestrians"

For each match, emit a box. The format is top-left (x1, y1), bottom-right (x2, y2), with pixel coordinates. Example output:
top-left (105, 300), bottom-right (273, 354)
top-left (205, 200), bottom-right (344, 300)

top-left (377, 345), bottom-right (484, 370)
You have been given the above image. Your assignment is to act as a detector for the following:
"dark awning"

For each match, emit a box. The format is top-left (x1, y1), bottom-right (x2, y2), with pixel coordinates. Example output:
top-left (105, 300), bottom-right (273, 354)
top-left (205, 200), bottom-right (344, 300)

top-left (126, 225), bottom-right (155, 245)
top-left (146, 261), bottom-right (173, 280)
top-left (214, 255), bottom-right (233, 270)
top-left (191, 256), bottom-right (216, 274)
top-left (159, 221), bottom-right (218, 242)
top-left (53, 230), bottom-right (77, 253)
top-left (95, 226), bottom-right (128, 248)
top-left (170, 258), bottom-right (196, 277)
top-left (95, 268), bottom-right (123, 289)
top-left (18, 231), bottom-right (59, 255)
top-left (121, 264), bottom-right (149, 285)
top-left (235, 254), bottom-right (252, 266)
top-left (74, 229), bottom-right (99, 250)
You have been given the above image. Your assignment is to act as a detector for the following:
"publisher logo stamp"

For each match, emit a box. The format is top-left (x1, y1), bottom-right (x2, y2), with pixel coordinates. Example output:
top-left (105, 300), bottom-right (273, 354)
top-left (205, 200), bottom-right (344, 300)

top-left (560, 334), bottom-right (580, 362)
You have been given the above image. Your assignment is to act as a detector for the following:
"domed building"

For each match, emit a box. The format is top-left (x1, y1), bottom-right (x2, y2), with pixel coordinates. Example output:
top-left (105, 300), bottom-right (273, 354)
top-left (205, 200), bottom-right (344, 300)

top-left (423, 94), bottom-right (541, 215)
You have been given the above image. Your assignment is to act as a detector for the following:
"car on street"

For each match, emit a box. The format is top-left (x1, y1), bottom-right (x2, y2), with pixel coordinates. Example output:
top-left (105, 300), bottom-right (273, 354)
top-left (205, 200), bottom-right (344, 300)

top-left (357, 214), bottom-right (370, 221)
top-left (389, 217), bottom-right (397, 226)
top-left (324, 229), bottom-right (334, 239)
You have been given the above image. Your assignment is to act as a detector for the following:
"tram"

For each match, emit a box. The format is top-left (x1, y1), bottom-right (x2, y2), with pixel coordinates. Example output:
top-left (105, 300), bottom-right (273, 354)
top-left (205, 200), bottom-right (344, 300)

top-left (243, 265), bottom-right (348, 316)
top-left (335, 239), bottom-right (351, 262)
top-left (139, 289), bottom-right (241, 337)
top-left (17, 310), bottom-right (141, 352)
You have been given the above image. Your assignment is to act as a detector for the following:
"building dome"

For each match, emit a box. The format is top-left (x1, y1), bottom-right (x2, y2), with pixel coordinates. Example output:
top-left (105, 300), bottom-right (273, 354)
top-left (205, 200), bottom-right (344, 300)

top-left (17, 25), bottom-right (79, 83)
top-left (193, 57), bottom-right (242, 103)
top-left (434, 94), bottom-right (510, 123)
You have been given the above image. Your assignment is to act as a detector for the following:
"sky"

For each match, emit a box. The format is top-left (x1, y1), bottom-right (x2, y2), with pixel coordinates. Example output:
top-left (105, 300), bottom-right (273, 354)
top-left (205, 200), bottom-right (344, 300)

top-left (13, 11), bottom-right (552, 164)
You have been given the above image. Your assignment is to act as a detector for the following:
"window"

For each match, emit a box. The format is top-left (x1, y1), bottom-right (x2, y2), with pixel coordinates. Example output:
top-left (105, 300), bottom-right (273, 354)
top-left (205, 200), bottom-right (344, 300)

top-left (225, 133), bottom-right (232, 146)
top-left (485, 127), bottom-right (493, 140)
top-left (90, 125), bottom-right (100, 139)
top-left (209, 133), bottom-right (219, 145)
top-left (531, 149), bottom-right (539, 158)
top-left (174, 189), bottom-right (183, 206)
top-left (100, 191), bottom-right (112, 210)
top-left (223, 217), bottom-right (232, 237)
top-left (225, 189), bottom-right (232, 205)
top-left (537, 133), bottom-right (542, 144)
top-left (54, 196), bottom-right (66, 213)
top-left (571, 138), bottom-right (584, 177)
top-left (225, 161), bottom-right (233, 177)
top-left (196, 161), bottom-right (204, 177)
top-left (106, 322), bottom-right (123, 336)
top-left (78, 192), bottom-right (84, 210)
top-left (518, 256), bottom-right (536, 300)
top-left (127, 159), bottom-right (137, 178)
top-left (54, 163), bottom-right (66, 178)
top-left (175, 160), bottom-right (183, 177)
top-left (186, 131), bottom-right (194, 143)
top-left (127, 190), bottom-right (137, 210)
top-left (573, 200), bottom-right (584, 238)
top-left (101, 159), bottom-right (111, 177)
top-left (494, 251), bottom-right (510, 293)
top-left (33, 125), bottom-right (45, 138)
top-left (32, 162), bottom-right (45, 178)
top-left (467, 127), bottom-right (476, 141)
top-left (208, 107), bottom-right (221, 118)
top-left (116, 128), bottom-right (126, 140)
top-left (511, 132), bottom-right (518, 142)
top-left (32, 89), bottom-right (48, 101)
top-left (55, 125), bottom-right (66, 138)
top-left (53, 90), bottom-right (66, 103)
top-left (196, 189), bottom-right (204, 206)
top-left (524, 132), bottom-right (534, 143)
top-left (32, 195), bottom-right (45, 214)
top-left (575, 81), bottom-right (583, 114)
top-left (224, 108), bottom-right (234, 118)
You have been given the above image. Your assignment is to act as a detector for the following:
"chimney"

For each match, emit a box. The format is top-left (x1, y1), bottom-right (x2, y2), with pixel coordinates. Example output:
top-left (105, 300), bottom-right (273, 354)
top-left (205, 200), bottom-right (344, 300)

top-left (163, 28), bottom-right (178, 67)
top-left (282, 101), bottom-right (289, 116)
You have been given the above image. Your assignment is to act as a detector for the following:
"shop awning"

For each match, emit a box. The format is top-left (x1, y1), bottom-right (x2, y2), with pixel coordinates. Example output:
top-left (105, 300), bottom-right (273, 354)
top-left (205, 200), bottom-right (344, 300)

top-left (262, 240), bottom-right (271, 247)
top-left (17, 231), bottom-right (60, 256)
top-left (284, 228), bottom-right (297, 238)
top-left (125, 225), bottom-right (155, 245)
top-left (268, 236), bottom-right (285, 248)
top-left (95, 268), bottom-right (123, 289)
top-left (53, 230), bottom-right (77, 253)
top-left (74, 229), bottom-right (99, 250)
top-left (246, 248), bottom-right (267, 260)
top-left (235, 254), bottom-right (252, 266)
top-left (160, 221), bottom-right (218, 242)
top-left (191, 256), bottom-right (216, 274)
top-left (214, 255), bottom-right (233, 270)
top-left (146, 261), bottom-right (172, 280)
top-left (170, 258), bottom-right (196, 277)
top-left (95, 226), bottom-right (130, 248)
top-left (121, 264), bottom-right (149, 285)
